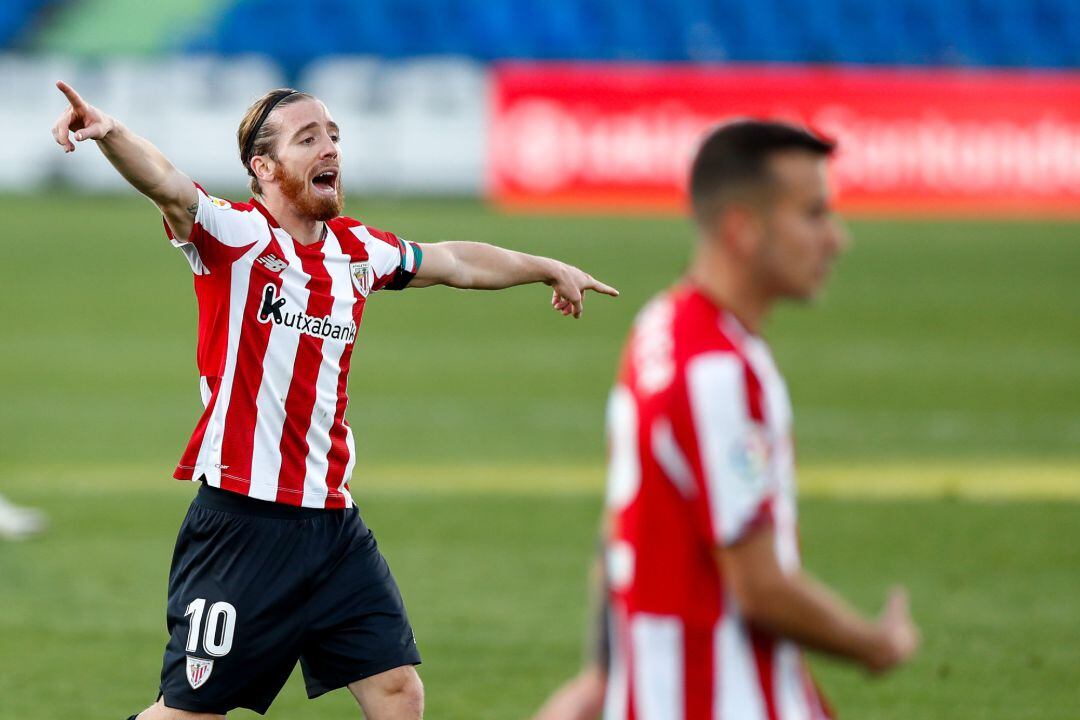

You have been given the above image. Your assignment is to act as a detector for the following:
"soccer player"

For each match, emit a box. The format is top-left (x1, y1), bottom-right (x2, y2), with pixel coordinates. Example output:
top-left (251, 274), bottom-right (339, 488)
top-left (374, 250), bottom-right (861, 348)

top-left (536, 120), bottom-right (919, 720)
top-left (0, 491), bottom-right (47, 540)
top-left (50, 81), bottom-right (617, 720)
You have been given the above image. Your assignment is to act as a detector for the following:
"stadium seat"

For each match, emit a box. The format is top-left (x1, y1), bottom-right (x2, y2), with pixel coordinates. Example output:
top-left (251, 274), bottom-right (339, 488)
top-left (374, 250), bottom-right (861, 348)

top-left (0, 0), bottom-right (51, 50)
top-left (166, 0), bottom-right (1080, 71)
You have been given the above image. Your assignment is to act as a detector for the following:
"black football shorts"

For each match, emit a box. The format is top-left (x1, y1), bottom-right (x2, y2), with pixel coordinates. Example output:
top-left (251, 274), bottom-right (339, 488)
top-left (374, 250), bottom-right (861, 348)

top-left (157, 482), bottom-right (421, 715)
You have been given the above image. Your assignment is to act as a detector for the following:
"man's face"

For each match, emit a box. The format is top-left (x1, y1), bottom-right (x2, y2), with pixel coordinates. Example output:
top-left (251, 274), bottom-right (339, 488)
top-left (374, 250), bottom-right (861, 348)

top-left (753, 151), bottom-right (848, 300)
top-left (265, 98), bottom-right (343, 221)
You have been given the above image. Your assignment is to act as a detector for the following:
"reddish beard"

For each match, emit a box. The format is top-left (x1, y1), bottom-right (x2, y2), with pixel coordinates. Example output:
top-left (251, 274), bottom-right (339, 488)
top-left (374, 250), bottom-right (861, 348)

top-left (273, 163), bottom-right (343, 221)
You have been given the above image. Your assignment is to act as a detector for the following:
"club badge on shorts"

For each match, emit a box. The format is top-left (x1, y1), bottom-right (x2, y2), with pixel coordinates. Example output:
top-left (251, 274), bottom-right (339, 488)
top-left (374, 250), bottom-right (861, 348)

top-left (186, 656), bottom-right (214, 689)
top-left (350, 261), bottom-right (373, 297)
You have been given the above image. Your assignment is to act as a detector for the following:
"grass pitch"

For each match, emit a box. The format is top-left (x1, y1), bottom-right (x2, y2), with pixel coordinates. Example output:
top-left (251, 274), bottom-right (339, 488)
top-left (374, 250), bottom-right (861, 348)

top-left (1, 193), bottom-right (1078, 718)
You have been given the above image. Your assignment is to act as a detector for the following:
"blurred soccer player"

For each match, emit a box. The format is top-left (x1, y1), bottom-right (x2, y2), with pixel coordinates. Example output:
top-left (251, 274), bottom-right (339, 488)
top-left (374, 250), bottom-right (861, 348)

top-left (536, 120), bottom-right (918, 720)
top-left (51, 81), bottom-right (617, 720)
top-left (0, 491), bottom-right (46, 540)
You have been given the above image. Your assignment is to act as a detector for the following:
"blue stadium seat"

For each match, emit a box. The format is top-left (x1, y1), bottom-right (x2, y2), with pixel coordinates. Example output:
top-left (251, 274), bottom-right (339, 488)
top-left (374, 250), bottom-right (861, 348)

top-left (0, 0), bottom-right (52, 50)
top-left (180, 0), bottom-right (1080, 70)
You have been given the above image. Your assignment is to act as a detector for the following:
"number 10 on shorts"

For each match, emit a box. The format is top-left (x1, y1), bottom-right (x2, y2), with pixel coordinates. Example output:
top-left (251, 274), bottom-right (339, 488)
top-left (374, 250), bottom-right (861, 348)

top-left (185, 598), bottom-right (237, 657)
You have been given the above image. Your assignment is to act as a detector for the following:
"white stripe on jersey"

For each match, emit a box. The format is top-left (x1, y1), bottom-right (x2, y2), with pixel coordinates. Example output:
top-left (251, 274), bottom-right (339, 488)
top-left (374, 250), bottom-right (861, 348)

top-left (716, 604), bottom-right (767, 720)
top-left (342, 416), bottom-right (357, 498)
top-left (631, 614), bottom-right (685, 720)
top-left (352, 225), bottom-right (402, 278)
top-left (776, 641), bottom-right (811, 720)
top-left (248, 229), bottom-right (307, 502)
top-left (338, 227), bottom-right (366, 495)
top-left (300, 230), bottom-right (356, 508)
top-left (603, 608), bottom-right (629, 720)
top-left (605, 386), bottom-right (641, 512)
top-left (197, 238), bottom-right (271, 486)
top-left (744, 337), bottom-right (801, 572)
top-left (174, 242), bottom-right (210, 275)
top-left (651, 417), bottom-right (696, 499)
top-left (687, 352), bottom-right (770, 546)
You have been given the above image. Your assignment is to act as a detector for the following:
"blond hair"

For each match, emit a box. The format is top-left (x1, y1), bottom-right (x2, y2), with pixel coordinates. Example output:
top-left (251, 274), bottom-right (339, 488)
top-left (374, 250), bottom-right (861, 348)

top-left (237, 88), bottom-right (315, 195)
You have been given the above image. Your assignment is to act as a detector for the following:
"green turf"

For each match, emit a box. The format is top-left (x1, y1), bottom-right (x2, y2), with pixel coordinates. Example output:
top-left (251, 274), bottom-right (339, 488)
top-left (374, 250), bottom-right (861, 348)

top-left (1, 193), bottom-right (1078, 718)
top-left (3, 194), bottom-right (1078, 467)
top-left (1, 476), bottom-right (1078, 719)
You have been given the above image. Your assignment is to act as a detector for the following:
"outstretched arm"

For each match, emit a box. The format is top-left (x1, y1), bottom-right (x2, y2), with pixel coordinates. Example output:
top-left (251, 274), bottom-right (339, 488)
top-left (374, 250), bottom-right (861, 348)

top-left (50, 81), bottom-right (197, 239)
top-left (411, 241), bottom-right (618, 318)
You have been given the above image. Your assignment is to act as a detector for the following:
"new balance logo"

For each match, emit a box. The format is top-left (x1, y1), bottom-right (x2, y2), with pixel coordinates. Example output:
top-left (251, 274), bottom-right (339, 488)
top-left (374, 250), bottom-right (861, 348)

top-left (256, 253), bottom-right (288, 273)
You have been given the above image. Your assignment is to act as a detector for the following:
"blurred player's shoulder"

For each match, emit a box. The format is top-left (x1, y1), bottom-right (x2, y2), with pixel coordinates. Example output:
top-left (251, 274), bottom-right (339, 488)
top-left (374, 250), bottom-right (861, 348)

top-left (630, 284), bottom-right (738, 358)
top-left (622, 283), bottom-right (741, 397)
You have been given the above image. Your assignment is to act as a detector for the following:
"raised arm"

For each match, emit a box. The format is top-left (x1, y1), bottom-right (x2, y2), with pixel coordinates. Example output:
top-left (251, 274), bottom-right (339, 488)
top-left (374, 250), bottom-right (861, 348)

top-left (718, 529), bottom-right (919, 673)
top-left (50, 81), bottom-right (197, 239)
top-left (411, 241), bottom-right (618, 318)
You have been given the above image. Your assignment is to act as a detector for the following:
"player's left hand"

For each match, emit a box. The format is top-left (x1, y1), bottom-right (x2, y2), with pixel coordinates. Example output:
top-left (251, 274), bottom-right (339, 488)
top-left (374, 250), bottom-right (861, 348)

top-left (548, 263), bottom-right (618, 319)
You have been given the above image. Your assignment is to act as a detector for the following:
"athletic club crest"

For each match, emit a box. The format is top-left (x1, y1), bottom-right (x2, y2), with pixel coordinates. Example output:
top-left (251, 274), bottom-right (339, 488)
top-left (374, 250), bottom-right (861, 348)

top-left (350, 261), bottom-right (373, 297)
top-left (186, 656), bottom-right (214, 689)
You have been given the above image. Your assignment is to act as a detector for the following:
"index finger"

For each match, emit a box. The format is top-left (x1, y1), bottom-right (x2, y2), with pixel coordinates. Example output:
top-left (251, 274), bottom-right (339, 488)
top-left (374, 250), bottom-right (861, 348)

top-left (586, 279), bottom-right (620, 297)
top-left (56, 81), bottom-right (88, 111)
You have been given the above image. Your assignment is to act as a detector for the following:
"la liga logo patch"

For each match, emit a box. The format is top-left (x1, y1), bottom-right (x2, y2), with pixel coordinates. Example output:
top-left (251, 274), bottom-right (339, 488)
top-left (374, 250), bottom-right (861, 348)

top-left (186, 656), bottom-right (214, 689)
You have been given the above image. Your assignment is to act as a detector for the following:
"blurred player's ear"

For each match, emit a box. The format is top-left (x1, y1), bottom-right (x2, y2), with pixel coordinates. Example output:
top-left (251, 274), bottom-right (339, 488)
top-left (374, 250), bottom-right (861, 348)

top-left (718, 203), bottom-right (763, 259)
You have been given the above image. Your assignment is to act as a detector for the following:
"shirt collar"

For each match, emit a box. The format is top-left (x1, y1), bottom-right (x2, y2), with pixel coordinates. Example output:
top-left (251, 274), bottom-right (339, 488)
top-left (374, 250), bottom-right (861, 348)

top-left (250, 197), bottom-right (280, 228)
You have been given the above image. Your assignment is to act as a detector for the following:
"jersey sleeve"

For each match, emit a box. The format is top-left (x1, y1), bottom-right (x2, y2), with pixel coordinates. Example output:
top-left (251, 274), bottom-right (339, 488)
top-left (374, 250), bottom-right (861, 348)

top-left (361, 226), bottom-right (424, 291)
top-left (164, 184), bottom-right (264, 275)
top-left (686, 352), bottom-right (775, 547)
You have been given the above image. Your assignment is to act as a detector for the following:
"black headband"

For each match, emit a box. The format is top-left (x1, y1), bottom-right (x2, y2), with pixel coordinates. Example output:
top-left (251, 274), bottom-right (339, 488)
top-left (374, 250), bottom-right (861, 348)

top-left (242, 89), bottom-right (299, 173)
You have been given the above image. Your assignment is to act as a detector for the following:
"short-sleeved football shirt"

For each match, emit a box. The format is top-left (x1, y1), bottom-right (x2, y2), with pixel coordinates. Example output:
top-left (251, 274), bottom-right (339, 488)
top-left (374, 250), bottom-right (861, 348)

top-left (164, 184), bottom-right (422, 508)
top-left (603, 284), bottom-right (832, 720)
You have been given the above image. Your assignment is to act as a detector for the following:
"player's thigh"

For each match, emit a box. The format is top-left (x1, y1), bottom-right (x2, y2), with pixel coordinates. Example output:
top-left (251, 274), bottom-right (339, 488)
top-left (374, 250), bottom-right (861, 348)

top-left (137, 697), bottom-right (224, 720)
top-left (347, 665), bottom-right (424, 719)
top-left (298, 510), bottom-right (421, 699)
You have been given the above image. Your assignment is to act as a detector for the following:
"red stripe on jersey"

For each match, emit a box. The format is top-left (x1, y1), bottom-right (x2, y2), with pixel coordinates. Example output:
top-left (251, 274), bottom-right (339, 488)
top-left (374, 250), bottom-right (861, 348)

top-left (175, 376), bottom-right (220, 479)
top-left (684, 625), bottom-right (714, 720)
top-left (751, 630), bottom-right (779, 720)
top-left (192, 272), bottom-right (233, 378)
top-left (743, 496), bottom-right (776, 541)
top-left (744, 362), bottom-right (766, 423)
top-left (218, 240), bottom-right (282, 494)
top-left (274, 245), bottom-right (335, 503)
top-left (360, 224), bottom-right (402, 249)
top-left (802, 665), bottom-right (834, 720)
top-left (321, 222), bottom-right (372, 508)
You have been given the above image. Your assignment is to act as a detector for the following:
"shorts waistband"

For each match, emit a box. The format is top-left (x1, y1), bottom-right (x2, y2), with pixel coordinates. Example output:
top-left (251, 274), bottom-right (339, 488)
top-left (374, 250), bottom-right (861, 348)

top-left (195, 481), bottom-right (348, 519)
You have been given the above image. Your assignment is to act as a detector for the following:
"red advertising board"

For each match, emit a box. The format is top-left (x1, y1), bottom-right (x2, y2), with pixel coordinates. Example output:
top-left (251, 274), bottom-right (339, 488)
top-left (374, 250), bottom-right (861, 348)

top-left (489, 63), bottom-right (1080, 217)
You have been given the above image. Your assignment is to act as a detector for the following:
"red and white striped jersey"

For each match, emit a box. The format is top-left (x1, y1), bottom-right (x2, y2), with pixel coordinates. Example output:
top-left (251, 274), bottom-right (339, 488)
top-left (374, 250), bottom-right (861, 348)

top-left (164, 184), bottom-right (422, 508)
top-left (603, 284), bottom-right (832, 720)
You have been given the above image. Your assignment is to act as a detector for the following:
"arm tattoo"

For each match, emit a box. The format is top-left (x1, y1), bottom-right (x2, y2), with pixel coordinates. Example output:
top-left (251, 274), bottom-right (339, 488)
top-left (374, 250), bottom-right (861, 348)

top-left (187, 202), bottom-right (198, 217)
